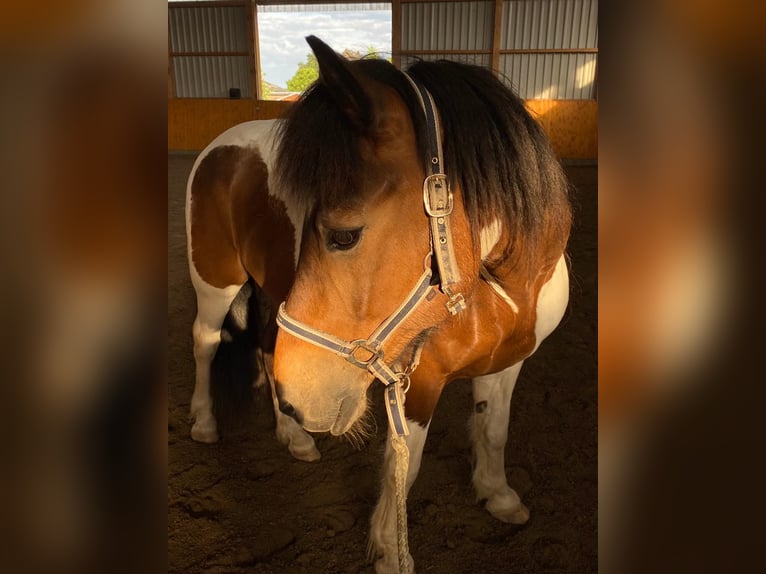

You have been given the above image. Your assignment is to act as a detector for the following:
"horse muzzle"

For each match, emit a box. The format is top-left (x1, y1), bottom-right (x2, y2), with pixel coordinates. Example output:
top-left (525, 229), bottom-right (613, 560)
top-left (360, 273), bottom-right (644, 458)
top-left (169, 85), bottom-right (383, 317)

top-left (277, 383), bottom-right (367, 435)
top-left (274, 348), bottom-right (371, 435)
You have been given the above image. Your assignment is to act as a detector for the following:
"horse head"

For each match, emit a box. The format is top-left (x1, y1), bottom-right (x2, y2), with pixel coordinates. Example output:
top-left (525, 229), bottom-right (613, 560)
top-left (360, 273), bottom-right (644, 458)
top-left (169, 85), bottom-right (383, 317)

top-left (272, 37), bottom-right (479, 436)
top-left (273, 36), bottom-right (571, 440)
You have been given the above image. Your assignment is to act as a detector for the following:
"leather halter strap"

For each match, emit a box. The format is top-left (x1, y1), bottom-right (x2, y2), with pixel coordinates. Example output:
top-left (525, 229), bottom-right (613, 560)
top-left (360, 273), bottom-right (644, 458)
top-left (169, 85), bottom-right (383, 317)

top-left (277, 265), bottom-right (433, 436)
top-left (403, 73), bottom-right (466, 315)
top-left (276, 265), bottom-right (433, 387)
top-left (276, 76), bottom-right (465, 437)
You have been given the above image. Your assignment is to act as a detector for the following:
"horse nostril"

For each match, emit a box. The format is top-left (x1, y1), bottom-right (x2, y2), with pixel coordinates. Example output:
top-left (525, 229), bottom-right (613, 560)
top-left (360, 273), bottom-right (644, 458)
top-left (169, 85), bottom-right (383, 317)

top-left (279, 400), bottom-right (302, 424)
top-left (279, 401), bottom-right (295, 416)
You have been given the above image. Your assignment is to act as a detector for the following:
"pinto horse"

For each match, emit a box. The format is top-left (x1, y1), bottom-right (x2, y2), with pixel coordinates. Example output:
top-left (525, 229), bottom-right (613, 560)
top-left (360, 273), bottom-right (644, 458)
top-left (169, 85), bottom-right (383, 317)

top-left (188, 36), bottom-right (570, 573)
top-left (186, 117), bottom-right (321, 461)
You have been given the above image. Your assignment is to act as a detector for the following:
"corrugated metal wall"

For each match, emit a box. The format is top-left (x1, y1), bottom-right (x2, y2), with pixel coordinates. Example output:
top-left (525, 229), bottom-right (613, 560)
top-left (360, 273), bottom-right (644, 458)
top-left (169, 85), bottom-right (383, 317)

top-left (499, 0), bottom-right (597, 98)
top-left (401, 52), bottom-right (492, 70)
top-left (401, 0), bottom-right (597, 99)
top-left (499, 52), bottom-right (596, 99)
top-left (169, 4), bottom-right (252, 98)
top-left (173, 56), bottom-right (252, 98)
top-left (169, 6), bottom-right (249, 53)
top-left (258, 3), bottom-right (390, 14)
top-left (168, 0), bottom-right (597, 100)
top-left (402, 2), bottom-right (494, 51)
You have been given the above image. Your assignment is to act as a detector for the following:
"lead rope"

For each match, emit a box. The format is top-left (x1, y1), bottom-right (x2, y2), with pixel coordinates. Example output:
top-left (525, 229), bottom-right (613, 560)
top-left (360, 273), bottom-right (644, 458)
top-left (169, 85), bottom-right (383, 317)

top-left (389, 342), bottom-right (424, 574)
top-left (391, 432), bottom-right (412, 574)
top-left (384, 343), bottom-right (424, 574)
top-left (383, 379), bottom-right (413, 574)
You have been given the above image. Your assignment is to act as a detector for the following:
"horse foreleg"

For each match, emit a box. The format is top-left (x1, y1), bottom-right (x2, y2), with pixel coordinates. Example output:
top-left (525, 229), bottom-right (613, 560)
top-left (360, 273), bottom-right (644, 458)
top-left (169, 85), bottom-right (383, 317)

top-left (262, 352), bottom-right (320, 462)
top-left (470, 361), bottom-right (530, 524)
top-left (369, 420), bottom-right (429, 574)
top-left (189, 280), bottom-right (241, 443)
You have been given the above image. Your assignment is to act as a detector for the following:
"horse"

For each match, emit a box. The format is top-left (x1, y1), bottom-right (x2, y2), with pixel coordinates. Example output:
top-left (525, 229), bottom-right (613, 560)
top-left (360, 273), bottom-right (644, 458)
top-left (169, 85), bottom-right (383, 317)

top-left (185, 117), bottom-right (322, 461)
top-left (187, 35), bottom-right (570, 573)
top-left (272, 37), bottom-right (571, 572)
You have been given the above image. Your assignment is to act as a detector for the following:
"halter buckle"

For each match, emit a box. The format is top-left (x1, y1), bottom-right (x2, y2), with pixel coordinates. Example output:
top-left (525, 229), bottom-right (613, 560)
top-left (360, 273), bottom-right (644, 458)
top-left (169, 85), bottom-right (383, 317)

top-left (446, 292), bottom-right (466, 315)
top-left (423, 174), bottom-right (453, 217)
top-left (346, 339), bottom-right (382, 369)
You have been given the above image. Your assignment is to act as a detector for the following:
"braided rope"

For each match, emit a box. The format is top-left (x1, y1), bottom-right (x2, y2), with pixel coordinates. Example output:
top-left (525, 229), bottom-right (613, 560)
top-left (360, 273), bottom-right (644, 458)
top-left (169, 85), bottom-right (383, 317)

top-left (391, 434), bottom-right (412, 574)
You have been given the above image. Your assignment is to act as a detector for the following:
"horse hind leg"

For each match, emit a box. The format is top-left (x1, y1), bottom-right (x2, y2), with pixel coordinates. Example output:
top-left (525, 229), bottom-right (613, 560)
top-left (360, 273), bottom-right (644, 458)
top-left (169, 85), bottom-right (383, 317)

top-left (470, 362), bottom-right (530, 524)
top-left (189, 278), bottom-right (242, 443)
top-left (261, 352), bottom-right (320, 462)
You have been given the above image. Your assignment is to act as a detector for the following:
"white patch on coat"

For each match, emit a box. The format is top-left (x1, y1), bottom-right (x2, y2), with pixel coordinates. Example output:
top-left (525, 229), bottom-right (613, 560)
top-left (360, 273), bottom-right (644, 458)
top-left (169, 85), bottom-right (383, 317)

top-left (480, 265), bottom-right (520, 314)
top-left (480, 219), bottom-right (502, 260)
top-left (185, 119), bottom-right (305, 271)
top-left (532, 254), bottom-right (569, 352)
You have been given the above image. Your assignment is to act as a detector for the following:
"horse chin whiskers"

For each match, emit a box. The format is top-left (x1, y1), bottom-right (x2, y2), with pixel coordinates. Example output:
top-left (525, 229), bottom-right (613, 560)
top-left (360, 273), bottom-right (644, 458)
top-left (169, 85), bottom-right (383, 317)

top-left (341, 396), bottom-right (376, 450)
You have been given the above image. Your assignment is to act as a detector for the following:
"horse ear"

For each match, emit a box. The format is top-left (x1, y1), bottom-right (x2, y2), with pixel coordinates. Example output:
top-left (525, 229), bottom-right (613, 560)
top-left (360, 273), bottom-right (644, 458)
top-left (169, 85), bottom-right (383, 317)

top-left (306, 35), bottom-right (373, 132)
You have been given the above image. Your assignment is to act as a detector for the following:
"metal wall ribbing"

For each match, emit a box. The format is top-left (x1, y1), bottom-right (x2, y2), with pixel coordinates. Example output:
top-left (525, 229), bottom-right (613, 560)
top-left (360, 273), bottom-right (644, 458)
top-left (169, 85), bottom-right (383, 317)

top-left (402, 2), bottom-right (494, 51)
top-left (499, 0), bottom-right (597, 98)
top-left (168, 0), bottom-right (598, 100)
top-left (170, 4), bottom-right (252, 98)
top-left (500, 0), bottom-right (597, 50)
top-left (400, 0), bottom-right (597, 99)
top-left (173, 56), bottom-right (252, 98)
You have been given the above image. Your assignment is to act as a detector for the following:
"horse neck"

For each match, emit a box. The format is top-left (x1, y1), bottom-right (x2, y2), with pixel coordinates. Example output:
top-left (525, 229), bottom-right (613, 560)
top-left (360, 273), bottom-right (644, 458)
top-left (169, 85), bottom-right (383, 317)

top-left (424, 201), bottom-right (572, 379)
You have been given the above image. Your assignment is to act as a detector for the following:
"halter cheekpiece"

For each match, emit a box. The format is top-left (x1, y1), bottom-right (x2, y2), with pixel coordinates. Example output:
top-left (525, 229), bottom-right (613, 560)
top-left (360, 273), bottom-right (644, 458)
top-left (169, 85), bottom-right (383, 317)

top-left (276, 74), bottom-right (466, 437)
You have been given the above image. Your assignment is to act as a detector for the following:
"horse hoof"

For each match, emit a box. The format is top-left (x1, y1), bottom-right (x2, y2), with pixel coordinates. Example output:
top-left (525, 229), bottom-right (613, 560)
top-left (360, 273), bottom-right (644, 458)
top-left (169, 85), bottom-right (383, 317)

top-left (290, 444), bottom-right (321, 462)
top-left (278, 424), bottom-right (321, 462)
top-left (487, 499), bottom-right (530, 525)
top-left (288, 437), bottom-right (321, 462)
top-left (190, 420), bottom-right (219, 443)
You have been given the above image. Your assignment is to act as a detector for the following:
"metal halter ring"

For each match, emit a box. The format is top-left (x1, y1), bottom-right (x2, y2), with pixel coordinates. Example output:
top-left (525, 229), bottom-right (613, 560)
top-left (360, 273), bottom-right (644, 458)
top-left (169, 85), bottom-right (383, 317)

top-left (346, 339), bottom-right (382, 369)
top-left (398, 374), bottom-right (411, 394)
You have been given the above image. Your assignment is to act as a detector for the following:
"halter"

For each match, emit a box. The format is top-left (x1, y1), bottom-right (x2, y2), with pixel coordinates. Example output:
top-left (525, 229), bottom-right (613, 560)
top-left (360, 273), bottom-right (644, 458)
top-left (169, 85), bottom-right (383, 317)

top-left (276, 75), bottom-right (465, 438)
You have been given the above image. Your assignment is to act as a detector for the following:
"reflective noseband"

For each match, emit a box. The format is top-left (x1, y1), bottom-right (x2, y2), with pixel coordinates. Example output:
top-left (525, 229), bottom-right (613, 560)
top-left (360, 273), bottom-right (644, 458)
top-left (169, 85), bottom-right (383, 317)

top-left (276, 75), bottom-right (465, 437)
top-left (277, 264), bottom-right (432, 436)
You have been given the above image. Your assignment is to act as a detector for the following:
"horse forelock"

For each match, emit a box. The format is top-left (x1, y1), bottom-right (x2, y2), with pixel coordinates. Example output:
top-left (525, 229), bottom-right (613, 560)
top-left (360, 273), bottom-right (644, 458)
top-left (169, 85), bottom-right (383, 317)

top-left (275, 57), bottom-right (570, 259)
top-left (274, 82), bottom-right (362, 210)
top-left (274, 58), bottom-right (426, 212)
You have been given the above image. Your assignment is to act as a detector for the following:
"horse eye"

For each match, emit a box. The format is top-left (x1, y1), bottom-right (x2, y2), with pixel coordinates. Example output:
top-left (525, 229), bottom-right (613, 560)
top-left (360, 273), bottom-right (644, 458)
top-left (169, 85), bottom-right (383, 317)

top-left (328, 228), bottom-right (362, 251)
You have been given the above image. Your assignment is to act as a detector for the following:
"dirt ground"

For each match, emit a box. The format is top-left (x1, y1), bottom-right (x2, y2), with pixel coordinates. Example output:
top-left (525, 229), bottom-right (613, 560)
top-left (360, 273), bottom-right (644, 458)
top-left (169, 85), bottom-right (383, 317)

top-left (168, 155), bottom-right (597, 574)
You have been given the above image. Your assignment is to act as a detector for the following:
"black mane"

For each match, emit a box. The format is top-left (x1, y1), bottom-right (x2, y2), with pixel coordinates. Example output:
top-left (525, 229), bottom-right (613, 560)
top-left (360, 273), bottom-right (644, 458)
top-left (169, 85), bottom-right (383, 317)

top-left (275, 57), bottom-right (569, 257)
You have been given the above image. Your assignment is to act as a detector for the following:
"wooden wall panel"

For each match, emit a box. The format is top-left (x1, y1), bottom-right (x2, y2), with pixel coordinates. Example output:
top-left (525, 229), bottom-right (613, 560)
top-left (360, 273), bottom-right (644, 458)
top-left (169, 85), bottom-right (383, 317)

top-left (169, 98), bottom-right (597, 160)
top-left (525, 99), bottom-right (598, 160)
top-left (168, 99), bottom-right (291, 151)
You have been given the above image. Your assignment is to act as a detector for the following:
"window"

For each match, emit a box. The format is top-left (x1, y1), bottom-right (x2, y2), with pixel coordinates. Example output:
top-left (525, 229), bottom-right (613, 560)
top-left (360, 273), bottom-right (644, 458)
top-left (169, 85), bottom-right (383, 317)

top-left (257, 3), bottom-right (392, 101)
top-left (168, 1), bottom-right (391, 100)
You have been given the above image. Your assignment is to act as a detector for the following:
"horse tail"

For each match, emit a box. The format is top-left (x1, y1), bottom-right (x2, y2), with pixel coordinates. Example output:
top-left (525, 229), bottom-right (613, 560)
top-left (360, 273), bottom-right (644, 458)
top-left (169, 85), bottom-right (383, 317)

top-left (209, 277), bottom-right (275, 431)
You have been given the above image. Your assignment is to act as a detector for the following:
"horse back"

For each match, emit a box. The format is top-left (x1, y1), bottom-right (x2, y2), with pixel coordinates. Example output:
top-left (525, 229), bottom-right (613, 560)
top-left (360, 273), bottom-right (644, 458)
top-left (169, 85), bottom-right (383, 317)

top-left (186, 120), bottom-right (299, 304)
